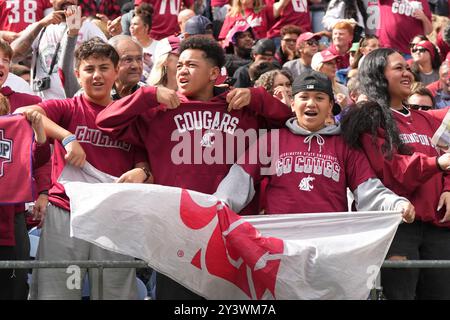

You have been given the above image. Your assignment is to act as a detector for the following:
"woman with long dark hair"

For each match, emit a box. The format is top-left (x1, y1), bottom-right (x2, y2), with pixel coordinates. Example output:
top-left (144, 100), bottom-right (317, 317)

top-left (341, 48), bottom-right (450, 300)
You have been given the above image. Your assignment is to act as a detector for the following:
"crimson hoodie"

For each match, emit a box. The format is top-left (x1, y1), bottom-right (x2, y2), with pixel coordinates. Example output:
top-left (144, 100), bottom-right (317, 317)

top-left (360, 108), bottom-right (450, 228)
top-left (215, 119), bottom-right (408, 214)
top-left (96, 86), bottom-right (293, 214)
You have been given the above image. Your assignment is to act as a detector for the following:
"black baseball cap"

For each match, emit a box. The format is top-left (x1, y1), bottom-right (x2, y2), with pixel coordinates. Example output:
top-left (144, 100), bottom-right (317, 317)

top-left (252, 38), bottom-right (276, 56)
top-left (292, 71), bottom-right (341, 115)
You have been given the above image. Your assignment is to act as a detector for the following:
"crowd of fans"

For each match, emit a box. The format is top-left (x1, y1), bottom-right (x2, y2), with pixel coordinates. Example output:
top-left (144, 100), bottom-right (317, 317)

top-left (1, 0), bottom-right (450, 301)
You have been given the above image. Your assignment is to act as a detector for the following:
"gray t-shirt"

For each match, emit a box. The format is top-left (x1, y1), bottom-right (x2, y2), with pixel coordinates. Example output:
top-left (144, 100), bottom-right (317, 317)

top-left (419, 69), bottom-right (439, 86)
top-left (282, 59), bottom-right (312, 81)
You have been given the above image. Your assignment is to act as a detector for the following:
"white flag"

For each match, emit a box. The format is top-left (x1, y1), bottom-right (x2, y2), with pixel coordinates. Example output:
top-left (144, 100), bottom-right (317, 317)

top-left (60, 163), bottom-right (401, 300)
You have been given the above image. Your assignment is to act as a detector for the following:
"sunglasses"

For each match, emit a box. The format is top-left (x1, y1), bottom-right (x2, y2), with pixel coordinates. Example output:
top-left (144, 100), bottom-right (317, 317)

top-left (407, 104), bottom-right (432, 111)
top-left (409, 42), bottom-right (419, 48)
top-left (282, 38), bottom-right (296, 43)
top-left (411, 48), bottom-right (427, 54)
top-left (306, 39), bottom-right (319, 46)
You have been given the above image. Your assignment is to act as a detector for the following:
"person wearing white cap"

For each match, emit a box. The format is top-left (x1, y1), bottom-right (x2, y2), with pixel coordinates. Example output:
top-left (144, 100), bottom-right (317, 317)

top-left (147, 36), bottom-right (180, 90)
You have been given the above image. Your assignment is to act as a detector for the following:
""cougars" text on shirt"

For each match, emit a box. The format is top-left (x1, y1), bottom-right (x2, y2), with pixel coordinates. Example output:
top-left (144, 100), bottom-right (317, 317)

top-left (174, 111), bottom-right (239, 135)
top-left (75, 126), bottom-right (131, 151)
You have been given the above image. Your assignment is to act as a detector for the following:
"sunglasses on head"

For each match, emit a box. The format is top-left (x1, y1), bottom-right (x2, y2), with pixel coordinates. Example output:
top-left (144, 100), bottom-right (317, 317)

top-left (407, 104), bottom-right (432, 111)
top-left (411, 48), bottom-right (427, 54)
top-left (409, 42), bottom-right (419, 48)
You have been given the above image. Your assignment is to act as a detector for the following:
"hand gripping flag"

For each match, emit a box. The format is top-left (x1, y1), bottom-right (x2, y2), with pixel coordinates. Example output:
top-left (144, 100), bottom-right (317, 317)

top-left (0, 114), bottom-right (34, 204)
top-left (60, 163), bottom-right (402, 300)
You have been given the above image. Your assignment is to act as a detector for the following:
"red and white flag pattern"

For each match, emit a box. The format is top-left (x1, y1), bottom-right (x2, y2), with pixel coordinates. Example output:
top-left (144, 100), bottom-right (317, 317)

top-left (61, 163), bottom-right (402, 300)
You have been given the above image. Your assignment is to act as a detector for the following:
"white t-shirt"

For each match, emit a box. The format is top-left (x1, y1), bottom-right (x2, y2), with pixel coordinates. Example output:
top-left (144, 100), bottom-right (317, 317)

top-left (3, 73), bottom-right (34, 95)
top-left (142, 40), bottom-right (159, 82)
top-left (30, 20), bottom-right (107, 100)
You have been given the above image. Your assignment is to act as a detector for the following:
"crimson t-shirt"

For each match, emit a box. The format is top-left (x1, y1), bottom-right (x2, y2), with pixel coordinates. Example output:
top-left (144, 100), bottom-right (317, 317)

top-left (219, 7), bottom-right (271, 40)
top-left (147, 0), bottom-right (194, 40)
top-left (39, 95), bottom-right (146, 211)
top-left (0, 0), bottom-right (51, 33)
top-left (377, 0), bottom-right (432, 54)
top-left (265, 0), bottom-right (311, 38)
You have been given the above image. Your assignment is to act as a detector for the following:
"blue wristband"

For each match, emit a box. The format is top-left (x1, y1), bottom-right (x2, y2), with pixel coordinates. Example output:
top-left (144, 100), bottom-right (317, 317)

top-left (62, 134), bottom-right (77, 148)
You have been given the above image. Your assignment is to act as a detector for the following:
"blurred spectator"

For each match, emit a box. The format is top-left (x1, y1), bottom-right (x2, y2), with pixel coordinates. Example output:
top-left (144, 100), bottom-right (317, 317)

top-left (10, 64), bottom-right (31, 83)
top-left (410, 40), bottom-right (440, 85)
top-left (219, 0), bottom-right (271, 41)
top-left (147, 35), bottom-right (180, 90)
top-left (223, 23), bottom-right (254, 76)
top-left (322, 0), bottom-right (367, 42)
top-left (328, 21), bottom-right (354, 69)
top-left (233, 38), bottom-right (277, 88)
top-left (177, 9), bottom-right (196, 39)
top-left (266, 0), bottom-right (312, 48)
top-left (11, 4), bottom-right (107, 100)
top-left (435, 21), bottom-right (450, 62)
top-left (430, 61), bottom-right (450, 108)
top-left (351, 34), bottom-right (379, 69)
top-left (283, 32), bottom-right (320, 80)
top-left (0, 0), bottom-right (52, 41)
top-left (254, 68), bottom-right (293, 105)
top-left (407, 82), bottom-right (436, 110)
top-left (311, 49), bottom-right (348, 112)
top-left (184, 15), bottom-right (214, 38)
top-left (248, 60), bottom-right (278, 84)
top-left (78, 0), bottom-right (122, 20)
top-left (377, 0), bottom-right (432, 56)
top-left (211, 0), bottom-right (230, 38)
top-left (122, 0), bottom-right (194, 40)
top-left (130, 3), bottom-right (158, 82)
top-left (346, 75), bottom-right (361, 104)
top-left (275, 24), bottom-right (302, 66)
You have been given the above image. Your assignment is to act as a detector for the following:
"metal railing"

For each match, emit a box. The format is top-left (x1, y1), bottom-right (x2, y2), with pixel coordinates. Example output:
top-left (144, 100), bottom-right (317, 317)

top-left (1, 260), bottom-right (450, 300)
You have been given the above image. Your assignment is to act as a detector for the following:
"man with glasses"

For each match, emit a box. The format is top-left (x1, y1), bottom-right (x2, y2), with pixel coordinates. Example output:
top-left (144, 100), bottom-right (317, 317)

top-left (283, 32), bottom-right (320, 81)
top-left (275, 24), bottom-right (302, 66)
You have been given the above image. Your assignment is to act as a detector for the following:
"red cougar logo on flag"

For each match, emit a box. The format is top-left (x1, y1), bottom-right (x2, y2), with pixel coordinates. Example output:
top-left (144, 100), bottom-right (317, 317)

top-left (180, 189), bottom-right (284, 299)
top-left (0, 129), bottom-right (12, 177)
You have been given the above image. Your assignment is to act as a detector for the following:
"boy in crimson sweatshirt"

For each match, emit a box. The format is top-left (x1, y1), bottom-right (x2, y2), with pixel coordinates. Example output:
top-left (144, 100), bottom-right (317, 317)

top-left (95, 36), bottom-right (293, 299)
top-left (0, 38), bottom-right (51, 300)
top-left (15, 38), bottom-right (151, 300)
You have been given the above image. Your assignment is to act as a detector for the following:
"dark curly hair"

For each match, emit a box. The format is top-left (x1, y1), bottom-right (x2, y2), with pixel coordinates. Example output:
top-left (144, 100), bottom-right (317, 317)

top-left (75, 37), bottom-right (119, 69)
top-left (179, 36), bottom-right (226, 68)
top-left (341, 48), bottom-right (411, 158)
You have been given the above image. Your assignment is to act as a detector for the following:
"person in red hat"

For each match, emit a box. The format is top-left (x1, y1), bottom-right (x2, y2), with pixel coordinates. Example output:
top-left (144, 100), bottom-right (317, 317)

top-left (283, 32), bottom-right (320, 80)
top-left (410, 40), bottom-right (441, 86)
top-left (223, 22), bottom-right (255, 76)
top-left (311, 49), bottom-right (349, 114)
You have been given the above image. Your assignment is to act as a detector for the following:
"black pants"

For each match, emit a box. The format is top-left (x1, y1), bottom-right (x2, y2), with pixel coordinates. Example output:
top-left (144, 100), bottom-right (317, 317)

top-left (0, 212), bottom-right (30, 300)
top-left (381, 221), bottom-right (450, 300)
top-left (156, 272), bottom-right (204, 300)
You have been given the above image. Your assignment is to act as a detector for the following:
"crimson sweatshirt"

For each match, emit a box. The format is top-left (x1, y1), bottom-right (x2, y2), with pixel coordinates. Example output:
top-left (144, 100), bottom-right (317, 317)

top-left (215, 119), bottom-right (408, 214)
top-left (0, 87), bottom-right (51, 246)
top-left (96, 86), bottom-right (293, 214)
top-left (360, 108), bottom-right (450, 228)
